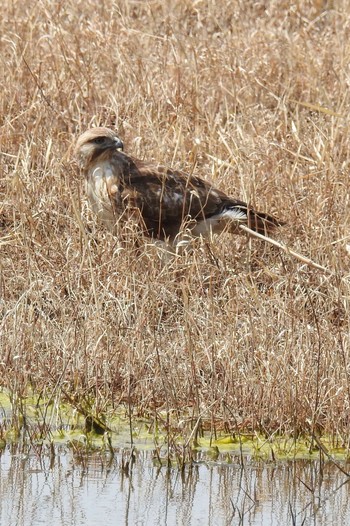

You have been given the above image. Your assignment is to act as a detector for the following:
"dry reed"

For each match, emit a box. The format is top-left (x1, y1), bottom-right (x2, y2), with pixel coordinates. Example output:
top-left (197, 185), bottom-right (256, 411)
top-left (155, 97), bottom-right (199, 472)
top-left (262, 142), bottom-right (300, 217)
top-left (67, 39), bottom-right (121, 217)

top-left (1, 0), bottom-right (350, 451)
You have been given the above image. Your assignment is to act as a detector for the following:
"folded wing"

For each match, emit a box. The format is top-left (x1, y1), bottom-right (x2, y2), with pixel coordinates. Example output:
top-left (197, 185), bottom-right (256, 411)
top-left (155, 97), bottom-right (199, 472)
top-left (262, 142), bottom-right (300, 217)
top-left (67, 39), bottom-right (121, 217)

top-left (111, 152), bottom-right (282, 240)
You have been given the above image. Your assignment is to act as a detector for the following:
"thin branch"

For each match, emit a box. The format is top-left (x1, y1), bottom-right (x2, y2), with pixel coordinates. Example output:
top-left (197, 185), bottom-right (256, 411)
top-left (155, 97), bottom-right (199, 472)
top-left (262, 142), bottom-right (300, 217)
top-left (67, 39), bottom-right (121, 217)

top-left (239, 224), bottom-right (333, 275)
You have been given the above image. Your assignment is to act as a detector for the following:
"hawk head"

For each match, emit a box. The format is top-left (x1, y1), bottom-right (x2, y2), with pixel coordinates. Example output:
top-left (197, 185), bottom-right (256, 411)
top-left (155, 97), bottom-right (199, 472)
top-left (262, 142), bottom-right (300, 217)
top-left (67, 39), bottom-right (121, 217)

top-left (75, 127), bottom-right (124, 170)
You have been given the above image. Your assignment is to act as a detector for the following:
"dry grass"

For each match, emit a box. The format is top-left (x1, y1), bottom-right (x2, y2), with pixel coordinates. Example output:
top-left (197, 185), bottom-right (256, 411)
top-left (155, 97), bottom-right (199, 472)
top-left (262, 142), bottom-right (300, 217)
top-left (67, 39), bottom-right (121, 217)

top-left (1, 0), bottom-right (350, 449)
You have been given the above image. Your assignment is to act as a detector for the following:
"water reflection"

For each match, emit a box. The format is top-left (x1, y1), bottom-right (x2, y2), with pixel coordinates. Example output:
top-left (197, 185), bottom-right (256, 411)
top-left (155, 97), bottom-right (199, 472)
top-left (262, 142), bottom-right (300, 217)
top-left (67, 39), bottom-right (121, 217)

top-left (1, 446), bottom-right (349, 525)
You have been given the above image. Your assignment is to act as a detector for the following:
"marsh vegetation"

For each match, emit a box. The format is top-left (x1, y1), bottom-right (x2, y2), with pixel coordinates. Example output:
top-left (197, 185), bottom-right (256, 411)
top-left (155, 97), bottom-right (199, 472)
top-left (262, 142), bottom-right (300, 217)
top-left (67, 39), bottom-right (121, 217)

top-left (1, 0), bottom-right (350, 468)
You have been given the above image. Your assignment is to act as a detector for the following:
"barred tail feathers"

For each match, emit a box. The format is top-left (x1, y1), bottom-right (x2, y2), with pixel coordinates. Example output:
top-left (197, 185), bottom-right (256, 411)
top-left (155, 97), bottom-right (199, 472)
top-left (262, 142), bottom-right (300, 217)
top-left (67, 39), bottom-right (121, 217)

top-left (220, 205), bottom-right (284, 235)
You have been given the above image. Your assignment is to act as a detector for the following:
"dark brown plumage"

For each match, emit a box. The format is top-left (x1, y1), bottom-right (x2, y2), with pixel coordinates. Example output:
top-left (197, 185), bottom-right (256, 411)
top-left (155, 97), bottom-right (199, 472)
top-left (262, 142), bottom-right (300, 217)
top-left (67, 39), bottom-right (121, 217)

top-left (75, 127), bottom-right (284, 243)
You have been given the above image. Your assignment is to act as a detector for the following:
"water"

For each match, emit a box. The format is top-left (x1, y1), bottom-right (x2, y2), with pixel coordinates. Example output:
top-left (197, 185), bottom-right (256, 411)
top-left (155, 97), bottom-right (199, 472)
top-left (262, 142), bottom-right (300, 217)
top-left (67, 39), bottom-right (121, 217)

top-left (1, 446), bottom-right (349, 525)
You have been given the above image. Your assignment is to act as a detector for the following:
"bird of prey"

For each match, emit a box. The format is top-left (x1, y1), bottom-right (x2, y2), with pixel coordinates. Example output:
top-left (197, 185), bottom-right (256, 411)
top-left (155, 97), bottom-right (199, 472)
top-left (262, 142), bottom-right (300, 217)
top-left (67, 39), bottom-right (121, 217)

top-left (75, 127), bottom-right (283, 243)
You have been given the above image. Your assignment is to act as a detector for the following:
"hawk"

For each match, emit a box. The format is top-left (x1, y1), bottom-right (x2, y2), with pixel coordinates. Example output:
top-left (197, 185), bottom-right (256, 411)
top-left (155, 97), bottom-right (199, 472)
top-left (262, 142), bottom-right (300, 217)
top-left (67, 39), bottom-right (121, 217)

top-left (75, 127), bottom-right (284, 243)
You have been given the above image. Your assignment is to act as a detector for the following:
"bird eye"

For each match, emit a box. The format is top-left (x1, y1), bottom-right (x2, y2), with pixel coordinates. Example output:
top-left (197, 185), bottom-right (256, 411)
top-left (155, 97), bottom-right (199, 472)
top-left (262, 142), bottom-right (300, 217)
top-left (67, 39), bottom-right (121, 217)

top-left (93, 137), bottom-right (106, 144)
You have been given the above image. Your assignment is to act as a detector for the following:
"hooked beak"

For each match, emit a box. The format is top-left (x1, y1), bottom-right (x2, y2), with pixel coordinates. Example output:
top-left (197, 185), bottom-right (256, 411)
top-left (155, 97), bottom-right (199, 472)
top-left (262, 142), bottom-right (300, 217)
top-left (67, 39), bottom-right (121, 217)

top-left (114, 137), bottom-right (124, 151)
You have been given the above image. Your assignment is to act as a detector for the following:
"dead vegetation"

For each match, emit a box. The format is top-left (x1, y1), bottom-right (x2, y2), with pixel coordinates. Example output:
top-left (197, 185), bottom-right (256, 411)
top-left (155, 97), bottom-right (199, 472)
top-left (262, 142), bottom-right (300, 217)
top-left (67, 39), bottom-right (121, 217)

top-left (1, 0), bottom-right (350, 451)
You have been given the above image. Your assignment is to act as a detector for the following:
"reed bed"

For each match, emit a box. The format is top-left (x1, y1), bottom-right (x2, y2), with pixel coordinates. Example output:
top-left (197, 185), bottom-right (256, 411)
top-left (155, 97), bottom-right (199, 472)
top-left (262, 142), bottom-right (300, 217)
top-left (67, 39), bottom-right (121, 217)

top-left (1, 0), bottom-right (350, 452)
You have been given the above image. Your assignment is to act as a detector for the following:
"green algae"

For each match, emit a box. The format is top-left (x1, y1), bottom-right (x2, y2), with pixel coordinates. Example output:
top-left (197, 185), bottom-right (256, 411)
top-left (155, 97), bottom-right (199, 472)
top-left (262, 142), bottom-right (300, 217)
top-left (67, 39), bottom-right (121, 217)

top-left (1, 388), bottom-right (349, 461)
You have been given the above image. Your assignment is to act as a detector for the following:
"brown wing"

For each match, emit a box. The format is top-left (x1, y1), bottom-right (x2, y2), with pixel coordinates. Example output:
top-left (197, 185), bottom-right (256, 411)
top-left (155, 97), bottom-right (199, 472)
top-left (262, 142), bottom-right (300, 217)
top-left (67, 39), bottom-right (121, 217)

top-left (107, 151), bottom-right (284, 239)
top-left (109, 151), bottom-right (234, 239)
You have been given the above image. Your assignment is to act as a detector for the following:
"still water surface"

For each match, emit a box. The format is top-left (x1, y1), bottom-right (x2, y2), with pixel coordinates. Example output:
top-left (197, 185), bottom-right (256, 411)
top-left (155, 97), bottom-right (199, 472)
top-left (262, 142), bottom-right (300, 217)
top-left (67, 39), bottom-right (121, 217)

top-left (1, 446), bottom-right (349, 525)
